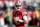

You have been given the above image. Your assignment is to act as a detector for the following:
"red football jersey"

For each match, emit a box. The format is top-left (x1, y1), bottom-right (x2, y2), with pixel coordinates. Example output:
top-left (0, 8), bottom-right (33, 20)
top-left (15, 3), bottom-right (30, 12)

top-left (13, 10), bottom-right (27, 27)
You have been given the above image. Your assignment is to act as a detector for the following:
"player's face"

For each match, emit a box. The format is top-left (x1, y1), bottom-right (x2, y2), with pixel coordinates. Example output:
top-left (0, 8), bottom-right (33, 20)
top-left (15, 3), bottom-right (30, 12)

top-left (15, 5), bottom-right (22, 11)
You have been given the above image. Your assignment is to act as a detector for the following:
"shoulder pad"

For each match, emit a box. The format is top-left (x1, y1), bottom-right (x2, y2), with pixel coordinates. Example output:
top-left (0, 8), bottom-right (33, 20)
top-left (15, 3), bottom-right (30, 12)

top-left (20, 10), bottom-right (27, 16)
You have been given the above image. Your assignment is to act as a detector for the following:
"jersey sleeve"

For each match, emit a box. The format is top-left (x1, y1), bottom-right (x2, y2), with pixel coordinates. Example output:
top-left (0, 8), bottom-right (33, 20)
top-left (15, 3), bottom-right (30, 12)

top-left (23, 15), bottom-right (28, 21)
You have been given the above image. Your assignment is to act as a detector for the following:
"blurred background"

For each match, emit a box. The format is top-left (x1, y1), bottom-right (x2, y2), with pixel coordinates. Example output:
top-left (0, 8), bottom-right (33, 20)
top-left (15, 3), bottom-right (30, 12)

top-left (0, 0), bottom-right (40, 27)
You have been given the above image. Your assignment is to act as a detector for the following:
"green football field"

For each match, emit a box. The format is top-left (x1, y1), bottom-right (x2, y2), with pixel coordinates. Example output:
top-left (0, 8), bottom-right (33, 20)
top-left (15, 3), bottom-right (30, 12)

top-left (28, 26), bottom-right (36, 27)
top-left (28, 26), bottom-right (39, 27)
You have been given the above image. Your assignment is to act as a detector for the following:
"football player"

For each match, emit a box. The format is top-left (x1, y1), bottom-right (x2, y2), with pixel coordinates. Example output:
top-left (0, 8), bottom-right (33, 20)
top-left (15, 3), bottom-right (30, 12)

top-left (13, 1), bottom-right (29, 27)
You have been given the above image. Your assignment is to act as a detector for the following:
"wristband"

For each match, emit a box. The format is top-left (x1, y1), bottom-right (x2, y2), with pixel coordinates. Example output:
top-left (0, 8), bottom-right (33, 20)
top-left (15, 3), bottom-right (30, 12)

top-left (19, 20), bottom-right (23, 23)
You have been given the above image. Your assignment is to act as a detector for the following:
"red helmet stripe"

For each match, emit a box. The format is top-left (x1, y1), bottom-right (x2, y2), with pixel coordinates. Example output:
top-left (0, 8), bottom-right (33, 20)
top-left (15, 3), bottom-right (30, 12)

top-left (17, 1), bottom-right (21, 5)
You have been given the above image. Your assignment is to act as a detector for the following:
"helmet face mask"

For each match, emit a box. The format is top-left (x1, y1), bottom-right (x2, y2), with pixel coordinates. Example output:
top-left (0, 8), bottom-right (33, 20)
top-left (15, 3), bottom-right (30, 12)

top-left (16, 5), bottom-right (22, 7)
top-left (15, 6), bottom-right (22, 11)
